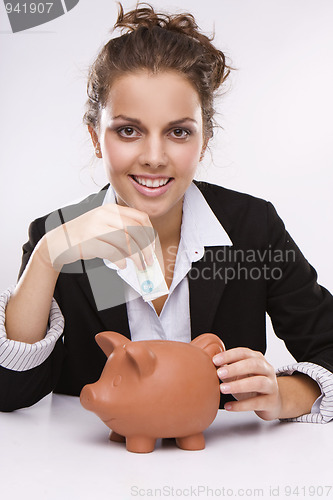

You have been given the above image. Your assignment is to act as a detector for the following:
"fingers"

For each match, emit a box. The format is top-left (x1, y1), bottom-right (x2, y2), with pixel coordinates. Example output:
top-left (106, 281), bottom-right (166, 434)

top-left (212, 347), bottom-right (280, 418)
top-left (224, 394), bottom-right (277, 412)
top-left (100, 206), bottom-right (156, 269)
top-left (213, 347), bottom-right (265, 367)
top-left (103, 204), bottom-right (156, 248)
top-left (219, 375), bottom-right (276, 395)
top-left (124, 225), bottom-right (155, 268)
top-left (94, 229), bottom-right (147, 271)
top-left (81, 238), bottom-right (128, 268)
top-left (215, 355), bottom-right (275, 383)
top-left (51, 204), bottom-right (157, 271)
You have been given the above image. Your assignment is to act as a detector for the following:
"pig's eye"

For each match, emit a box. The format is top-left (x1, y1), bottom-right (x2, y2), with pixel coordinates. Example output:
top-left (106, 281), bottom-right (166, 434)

top-left (112, 375), bottom-right (122, 387)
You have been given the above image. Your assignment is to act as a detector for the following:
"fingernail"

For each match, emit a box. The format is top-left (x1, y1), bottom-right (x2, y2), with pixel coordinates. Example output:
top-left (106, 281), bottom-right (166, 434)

top-left (217, 368), bottom-right (228, 378)
top-left (213, 354), bottom-right (224, 364)
top-left (224, 403), bottom-right (232, 410)
top-left (220, 384), bottom-right (230, 393)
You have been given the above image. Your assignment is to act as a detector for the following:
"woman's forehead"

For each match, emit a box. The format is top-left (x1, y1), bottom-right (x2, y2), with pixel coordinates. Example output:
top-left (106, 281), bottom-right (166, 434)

top-left (102, 70), bottom-right (202, 120)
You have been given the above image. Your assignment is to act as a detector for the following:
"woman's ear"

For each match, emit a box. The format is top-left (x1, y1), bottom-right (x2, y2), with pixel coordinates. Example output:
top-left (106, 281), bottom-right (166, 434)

top-left (88, 125), bottom-right (102, 158)
top-left (200, 138), bottom-right (209, 162)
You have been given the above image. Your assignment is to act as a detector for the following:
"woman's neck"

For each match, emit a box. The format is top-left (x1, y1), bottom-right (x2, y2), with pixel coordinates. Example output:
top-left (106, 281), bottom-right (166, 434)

top-left (150, 198), bottom-right (183, 250)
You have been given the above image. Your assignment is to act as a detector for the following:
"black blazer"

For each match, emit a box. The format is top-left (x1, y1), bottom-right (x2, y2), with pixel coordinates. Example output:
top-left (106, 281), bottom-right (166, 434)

top-left (1, 181), bottom-right (333, 412)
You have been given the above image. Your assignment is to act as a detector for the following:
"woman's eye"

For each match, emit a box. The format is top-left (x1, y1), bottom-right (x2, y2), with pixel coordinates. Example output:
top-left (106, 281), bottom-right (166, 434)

top-left (171, 128), bottom-right (190, 139)
top-left (117, 127), bottom-right (139, 138)
top-left (116, 127), bottom-right (190, 139)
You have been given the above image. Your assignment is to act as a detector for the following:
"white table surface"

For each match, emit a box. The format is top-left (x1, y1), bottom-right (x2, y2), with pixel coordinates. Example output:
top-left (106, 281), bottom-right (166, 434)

top-left (1, 393), bottom-right (332, 500)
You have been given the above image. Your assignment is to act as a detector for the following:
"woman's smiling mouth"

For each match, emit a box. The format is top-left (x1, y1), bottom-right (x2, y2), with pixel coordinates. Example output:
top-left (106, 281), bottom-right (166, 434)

top-left (129, 175), bottom-right (174, 197)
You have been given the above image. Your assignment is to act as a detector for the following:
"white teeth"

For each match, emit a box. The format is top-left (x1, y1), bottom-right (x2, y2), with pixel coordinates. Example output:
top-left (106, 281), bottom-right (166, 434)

top-left (133, 176), bottom-right (169, 187)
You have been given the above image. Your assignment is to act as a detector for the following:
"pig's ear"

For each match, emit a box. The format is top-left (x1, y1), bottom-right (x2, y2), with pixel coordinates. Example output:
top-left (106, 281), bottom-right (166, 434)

top-left (125, 343), bottom-right (157, 379)
top-left (191, 333), bottom-right (225, 359)
top-left (95, 331), bottom-right (130, 358)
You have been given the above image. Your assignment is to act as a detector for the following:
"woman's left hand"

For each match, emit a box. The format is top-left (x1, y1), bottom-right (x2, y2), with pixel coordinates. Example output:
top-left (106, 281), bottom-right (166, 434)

top-left (213, 347), bottom-right (282, 421)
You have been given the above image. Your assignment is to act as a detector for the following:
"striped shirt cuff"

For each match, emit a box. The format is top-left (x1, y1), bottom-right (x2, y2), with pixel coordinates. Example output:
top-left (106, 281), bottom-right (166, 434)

top-left (276, 362), bottom-right (333, 423)
top-left (0, 286), bottom-right (64, 372)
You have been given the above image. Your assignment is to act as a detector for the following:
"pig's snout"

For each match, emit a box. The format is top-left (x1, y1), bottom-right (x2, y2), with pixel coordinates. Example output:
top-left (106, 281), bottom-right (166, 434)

top-left (80, 384), bottom-right (97, 411)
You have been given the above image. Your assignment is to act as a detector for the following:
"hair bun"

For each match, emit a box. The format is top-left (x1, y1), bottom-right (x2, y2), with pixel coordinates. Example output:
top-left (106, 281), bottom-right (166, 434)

top-left (113, 1), bottom-right (201, 38)
top-left (113, 2), bottom-right (168, 33)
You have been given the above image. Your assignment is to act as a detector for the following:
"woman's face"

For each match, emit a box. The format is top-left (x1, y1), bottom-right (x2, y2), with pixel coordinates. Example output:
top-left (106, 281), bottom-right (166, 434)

top-left (94, 70), bottom-right (206, 222)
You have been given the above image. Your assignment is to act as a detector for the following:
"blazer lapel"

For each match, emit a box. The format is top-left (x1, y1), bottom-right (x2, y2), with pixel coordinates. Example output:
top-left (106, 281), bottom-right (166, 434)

top-left (189, 246), bottom-right (237, 339)
top-left (83, 258), bottom-right (131, 340)
top-left (98, 302), bottom-right (131, 340)
top-left (188, 181), bottom-right (238, 339)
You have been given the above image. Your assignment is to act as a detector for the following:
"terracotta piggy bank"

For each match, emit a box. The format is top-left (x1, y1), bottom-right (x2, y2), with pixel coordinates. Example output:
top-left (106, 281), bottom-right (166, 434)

top-left (80, 331), bottom-right (225, 453)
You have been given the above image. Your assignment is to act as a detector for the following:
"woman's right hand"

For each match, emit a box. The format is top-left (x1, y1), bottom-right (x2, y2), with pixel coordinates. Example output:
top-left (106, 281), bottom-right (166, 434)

top-left (36, 203), bottom-right (156, 272)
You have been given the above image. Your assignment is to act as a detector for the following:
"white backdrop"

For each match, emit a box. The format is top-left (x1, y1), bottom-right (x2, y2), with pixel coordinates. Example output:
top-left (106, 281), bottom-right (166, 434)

top-left (0, 0), bottom-right (332, 367)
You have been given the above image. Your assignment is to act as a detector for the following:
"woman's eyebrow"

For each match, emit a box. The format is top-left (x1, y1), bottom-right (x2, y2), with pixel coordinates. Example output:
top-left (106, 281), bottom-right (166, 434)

top-left (111, 114), bottom-right (198, 126)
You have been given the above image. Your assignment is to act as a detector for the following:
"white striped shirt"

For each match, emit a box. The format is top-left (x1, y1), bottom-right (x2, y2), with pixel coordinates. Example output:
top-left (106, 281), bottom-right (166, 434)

top-left (0, 286), bottom-right (64, 371)
top-left (1, 183), bottom-right (332, 422)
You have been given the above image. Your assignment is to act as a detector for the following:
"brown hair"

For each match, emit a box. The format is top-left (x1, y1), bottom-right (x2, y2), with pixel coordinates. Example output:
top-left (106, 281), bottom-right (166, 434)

top-left (83, 1), bottom-right (232, 144)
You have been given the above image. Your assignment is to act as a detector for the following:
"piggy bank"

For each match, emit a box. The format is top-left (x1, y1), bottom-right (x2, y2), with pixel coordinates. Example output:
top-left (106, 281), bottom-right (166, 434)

top-left (80, 331), bottom-right (225, 453)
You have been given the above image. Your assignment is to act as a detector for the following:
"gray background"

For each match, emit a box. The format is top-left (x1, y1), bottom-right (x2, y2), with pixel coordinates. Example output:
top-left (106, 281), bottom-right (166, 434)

top-left (1, 0), bottom-right (332, 366)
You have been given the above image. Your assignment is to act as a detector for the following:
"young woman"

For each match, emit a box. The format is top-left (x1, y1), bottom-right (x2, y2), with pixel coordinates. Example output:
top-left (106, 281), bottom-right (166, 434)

top-left (1, 2), bottom-right (332, 422)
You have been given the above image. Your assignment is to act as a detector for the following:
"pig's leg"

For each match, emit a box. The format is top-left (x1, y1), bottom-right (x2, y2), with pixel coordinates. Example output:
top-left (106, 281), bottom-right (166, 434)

top-left (126, 436), bottom-right (156, 453)
top-left (109, 430), bottom-right (126, 443)
top-left (175, 432), bottom-right (205, 451)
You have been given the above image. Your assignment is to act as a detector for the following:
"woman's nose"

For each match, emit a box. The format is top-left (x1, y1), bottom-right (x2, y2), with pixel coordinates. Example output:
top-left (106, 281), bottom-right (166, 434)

top-left (139, 135), bottom-right (168, 168)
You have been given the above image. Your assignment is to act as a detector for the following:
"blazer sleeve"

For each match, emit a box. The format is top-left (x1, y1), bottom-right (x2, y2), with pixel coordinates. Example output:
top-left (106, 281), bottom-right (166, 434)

top-left (265, 201), bottom-right (333, 374)
top-left (0, 218), bottom-right (65, 412)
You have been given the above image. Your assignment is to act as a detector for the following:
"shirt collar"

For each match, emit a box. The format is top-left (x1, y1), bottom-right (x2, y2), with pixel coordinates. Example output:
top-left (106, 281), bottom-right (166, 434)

top-left (181, 182), bottom-right (232, 262)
